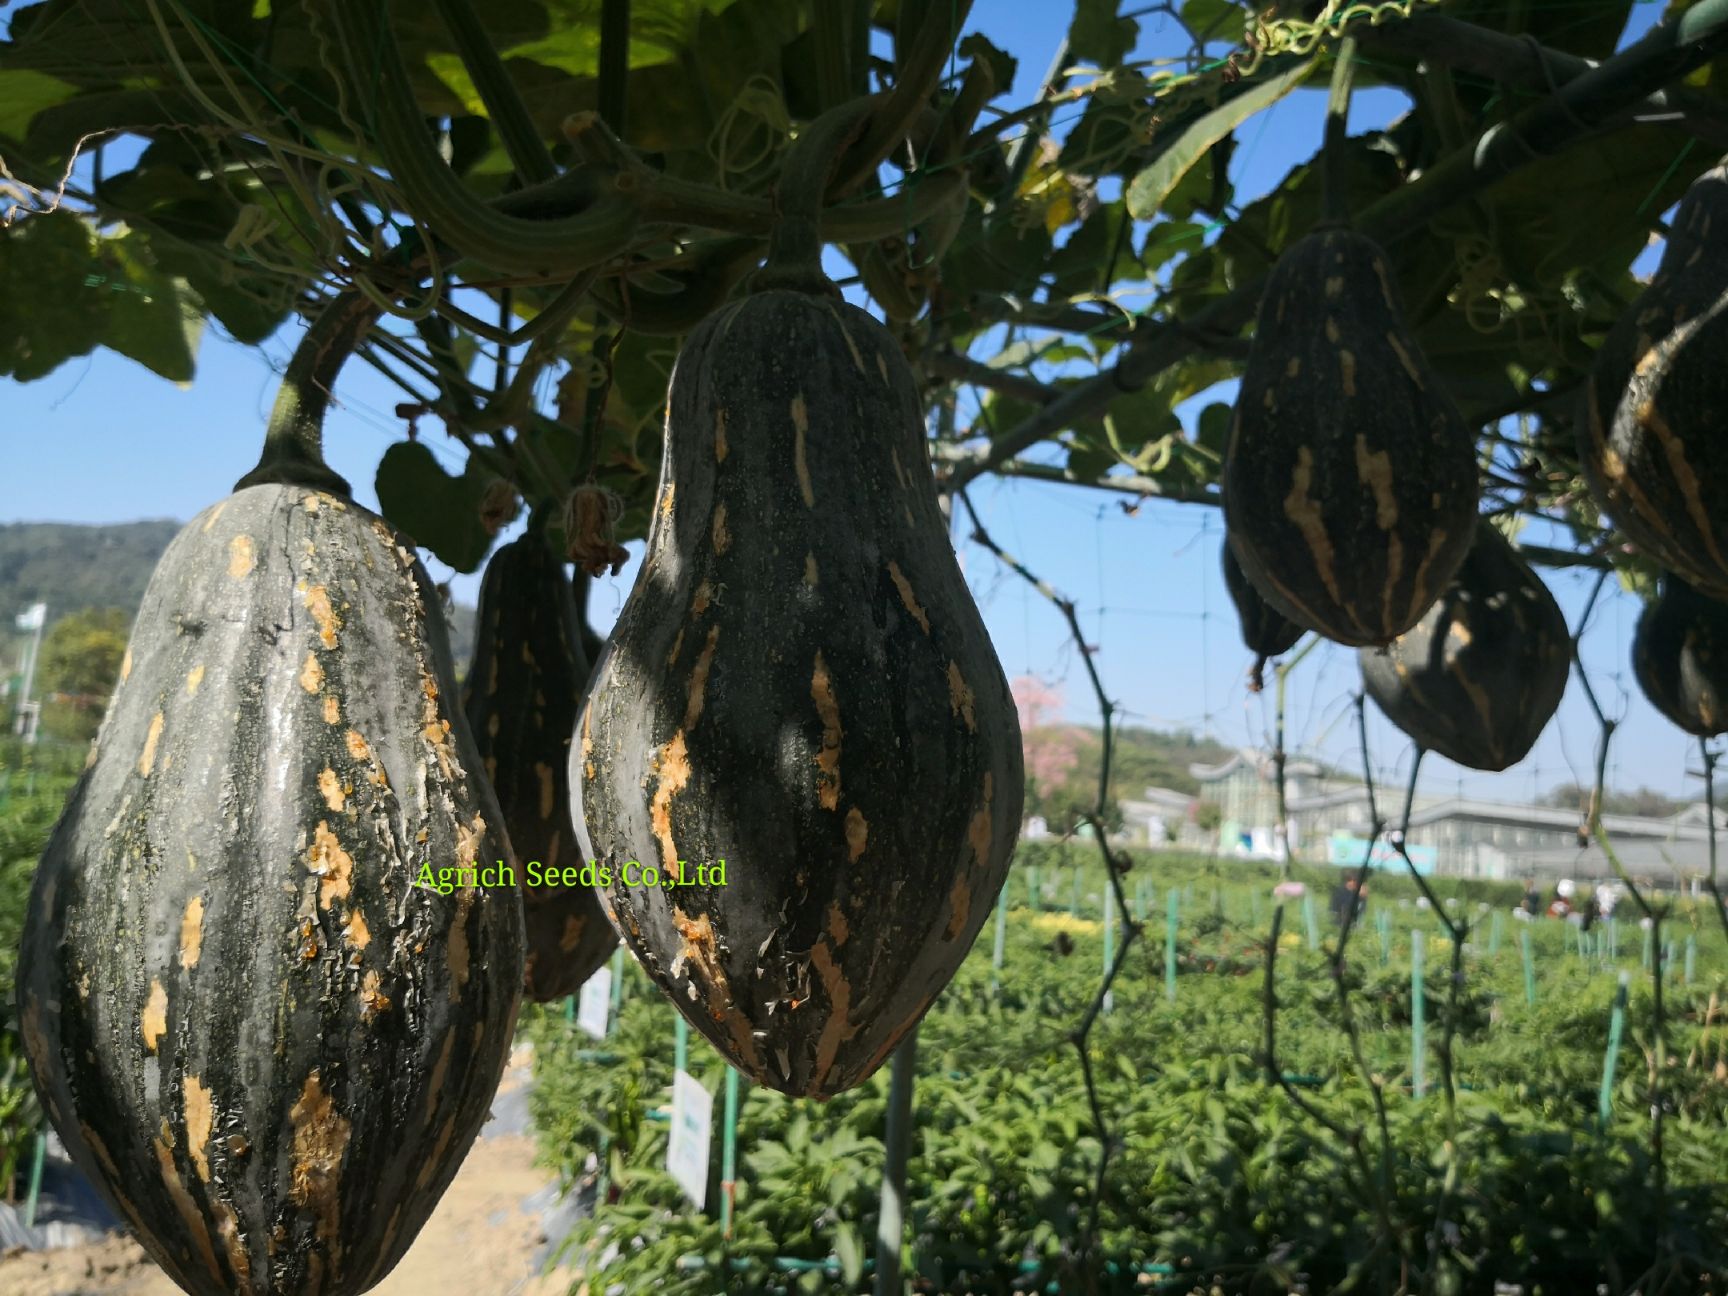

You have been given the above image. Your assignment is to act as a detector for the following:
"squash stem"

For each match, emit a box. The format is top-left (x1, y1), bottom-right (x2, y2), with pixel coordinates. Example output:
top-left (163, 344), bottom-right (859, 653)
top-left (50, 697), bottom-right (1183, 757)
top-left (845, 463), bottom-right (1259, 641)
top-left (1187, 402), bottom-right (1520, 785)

top-left (751, 99), bottom-right (878, 297)
top-left (235, 293), bottom-right (380, 496)
top-left (1321, 35), bottom-right (1359, 229)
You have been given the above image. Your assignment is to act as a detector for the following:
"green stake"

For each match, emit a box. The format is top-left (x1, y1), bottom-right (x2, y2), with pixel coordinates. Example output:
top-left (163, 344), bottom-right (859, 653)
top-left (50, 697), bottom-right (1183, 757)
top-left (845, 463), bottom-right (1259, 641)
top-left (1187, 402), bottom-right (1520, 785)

top-left (721, 1068), bottom-right (743, 1233)
top-left (1642, 922), bottom-right (1653, 970)
top-left (1028, 864), bottom-right (1039, 909)
top-left (1378, 909), bottom-right (1391, 966)
top-left (1599, 972), bottom-right (1630, 1129)
top-left (609, 945), bottom-right (625, 1034)
top-left (1489, 909), bottom-right (1503, 957)
top-left (22, 1130), bottom-right (45, 1229)
top-left (1686, 934), bottom-right (1697, 985)
top-left (1411, 930), bottom-right (1427, 1100)
top-left (991, 883), bottom-right (1009, 996)
top-left (675, 1012), bottom-right (689, 1076)
top-left (1164, 889), bottom-right (1180, 1002)
top-left (1521, 927), bottom-right (1537, 1007)
top-left (1302, 892), bottom-right (1320, 949)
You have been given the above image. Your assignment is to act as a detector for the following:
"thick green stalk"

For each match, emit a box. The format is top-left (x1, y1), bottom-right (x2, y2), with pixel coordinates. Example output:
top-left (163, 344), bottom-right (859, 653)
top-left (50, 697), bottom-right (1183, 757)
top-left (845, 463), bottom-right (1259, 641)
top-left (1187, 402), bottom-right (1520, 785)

top-left (1321, 36), bottom-right (1359, 228)
top-left (430, 0), bottom-right (557, 184)
top-left (598, 0), bottom-right (632, 137)
top-left (751, 100), bottom-right (878, 296)
top-left (317, 0), bottom-right (636, 276)
top-left (236, 294), bottom-right (379, 495)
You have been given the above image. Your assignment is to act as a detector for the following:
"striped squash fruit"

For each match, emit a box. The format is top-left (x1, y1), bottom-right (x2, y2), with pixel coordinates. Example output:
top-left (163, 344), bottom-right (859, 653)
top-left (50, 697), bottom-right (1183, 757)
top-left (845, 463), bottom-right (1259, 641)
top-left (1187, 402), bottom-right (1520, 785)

top-left (1222, 539), bottom-right (1303, 691)
top-left (1359, 522), bottom-right (1569, 770)
top-left (572, 103), bottom-right (1022, 1099)
top-left (1583, 161), bottom-right (1728, 601)
top-left (1632, 575), bottom-right (1728, 737)
top-left (1224, 227), bottom-right (1480, 647)
top-left (16, 297), bottom-right (523, 1296)
top-left (463, 531), bottom-right (616, 1002)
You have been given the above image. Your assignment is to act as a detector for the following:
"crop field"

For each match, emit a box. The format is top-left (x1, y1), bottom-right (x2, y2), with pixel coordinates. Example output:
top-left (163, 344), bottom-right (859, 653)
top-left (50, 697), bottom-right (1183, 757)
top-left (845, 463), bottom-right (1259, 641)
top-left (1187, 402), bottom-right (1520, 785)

top-left (527, 841), bottom-right (1728, 1294)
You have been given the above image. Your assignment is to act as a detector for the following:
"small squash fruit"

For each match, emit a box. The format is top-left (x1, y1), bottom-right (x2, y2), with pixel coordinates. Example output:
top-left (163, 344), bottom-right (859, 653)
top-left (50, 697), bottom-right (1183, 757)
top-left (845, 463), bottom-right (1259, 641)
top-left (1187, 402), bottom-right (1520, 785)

top-left (1223, 539), bottom-right (1303, 690)
top-left (1632, 574), bottom-right (1728, 737)
top-left (1583, 160), bottom-right (1728, 600)
top-left (17, 297), bottom-right (524, 1296)
top-left (1224, 227), bottom-right (1479, 646)
top-left (463, 530), bottom-right (617, 1002)
top-left (1360, 522), bottom-right (1569, 770)
top-left (572, 103), bottom-right (1022, 1099)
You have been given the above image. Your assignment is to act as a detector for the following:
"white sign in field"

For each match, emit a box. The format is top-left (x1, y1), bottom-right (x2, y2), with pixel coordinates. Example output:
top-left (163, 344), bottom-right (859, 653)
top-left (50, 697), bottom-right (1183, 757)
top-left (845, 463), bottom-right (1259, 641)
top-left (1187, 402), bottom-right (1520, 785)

top-left (667, 1069), bottom-right (713, 1209)
top-left (576, 966), bottom-right (611, 1039)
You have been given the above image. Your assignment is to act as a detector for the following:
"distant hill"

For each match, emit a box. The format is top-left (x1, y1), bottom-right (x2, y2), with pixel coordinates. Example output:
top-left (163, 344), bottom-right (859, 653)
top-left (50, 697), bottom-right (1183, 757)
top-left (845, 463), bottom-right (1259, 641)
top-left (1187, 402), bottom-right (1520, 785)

top-left (0, 521), bottom-right (479, 666)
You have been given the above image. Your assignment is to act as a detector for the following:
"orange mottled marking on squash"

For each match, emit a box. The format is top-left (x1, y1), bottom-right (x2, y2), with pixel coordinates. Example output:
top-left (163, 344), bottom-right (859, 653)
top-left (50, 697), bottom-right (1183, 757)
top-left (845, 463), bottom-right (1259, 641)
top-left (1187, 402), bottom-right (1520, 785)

top-left (302, 583), bottom-right (341, 649)
top-left (308, 822), bottom-right (353, 909)
top-left (179, 896), bottom-right (204, 970)
top-left (826, 901), bottom-right (850, 948)
top-left (343, 907), bottom-right (370, 951)
top-left (423, 1034), bottom-right (455, 1123)
top-left (685, 626), bottom-right (720, 729)
top-left (945, 871), bottom-right (971, 942)
top-left (672, 908), bottom-right (762, 1069)
top-left (712, 503), bottom-right (731, 554)
top-left (808, 939), bottom-right (860, 1090)
top-left (1281, 447), bottom-right (1346, 613)
top-left (201, 500), bottom-right (227, 532)
top-left (138, 712), bottom-right (164, 777)
top-left (345, 727), bottom-right (373, 766)
top-left (790, 393), bottom-right (816, 507)
top-left (888, 563), bottom-right (931, 633)
top-left (416, 1115), bottom-right (460, 1189)
top-left (360, 970), bottom-right (390, 1020)
top-left (184, 1075), bottom-right (214, 1181)
top-left (811, 653), bottom-right (843, 811)
top-left (321, 694), bottom-right (340, 725)
top-left (154, 1133), bottom-right (224, 1284)
top-left (715, 408), bottom-right (729, 461)
top-left (447, 886), bottom-right (474, 1004)
top-left (227, 534), bottom-right (256, 579)
top-left (537, 763), bottom-right (555, 820)
top-left (1642, 403), bottom-right (1728, 577)
top-left (946, 662), bottom-right (976, 733)
top-left (1339, 350), bottom-right (1357, 397)
top-left (650, 732), bottom-right (693, 871)
top-left (119, 649), bottom-right (131, 681)
top-left (560, 914), bottom-right (587, 952)
top-left (804, 554), bottom-right (818, 587)
top-left (141, 978), bottom-right (168, 1052)
top-left (845, 807), bottom-right (868, 862)
top-left (317, 768), bottom-right (345, 813)
top-left (185, 663), bottom-right (206, 696)
top-left (212, 1199), bottom-right (253, 1292)
top-left (288, 1071), bottom-right (351, 1270)
top-left (691, 581), bottom-right (714, 618)
top-left (1386, 332), bottom-right (1423, 385)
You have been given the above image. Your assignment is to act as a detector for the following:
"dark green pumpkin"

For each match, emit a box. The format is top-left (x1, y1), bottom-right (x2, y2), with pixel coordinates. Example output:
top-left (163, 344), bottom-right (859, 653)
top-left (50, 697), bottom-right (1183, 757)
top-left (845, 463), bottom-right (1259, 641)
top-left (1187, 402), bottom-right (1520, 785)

top-left (17, 484), bottom-right (524, 1296)
top-left (1632, 575), bottom-right (1728, 737)
top-left (1224, 227), bottom-right (1480, 647)
top-left (572, 286), bottom-right (1023, 1099)
top-left (1223, 539), bottom-right (1303, 689)
top-left (463, 531), bottom-right (616, 1002)
top-left (1359, 521), bottom-right (1569, 770)
top-left (1583, 160), bottom-right (1728, 601)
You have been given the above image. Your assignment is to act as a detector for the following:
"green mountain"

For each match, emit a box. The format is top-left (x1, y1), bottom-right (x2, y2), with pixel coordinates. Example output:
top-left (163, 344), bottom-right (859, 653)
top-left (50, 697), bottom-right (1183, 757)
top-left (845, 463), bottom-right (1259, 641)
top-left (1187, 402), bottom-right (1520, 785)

top-left (0, 521), bottom-right (479, 665)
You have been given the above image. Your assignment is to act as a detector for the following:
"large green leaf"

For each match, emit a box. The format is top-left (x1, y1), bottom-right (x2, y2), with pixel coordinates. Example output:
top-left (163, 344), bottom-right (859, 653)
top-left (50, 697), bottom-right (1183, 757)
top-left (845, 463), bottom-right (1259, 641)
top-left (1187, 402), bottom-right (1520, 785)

top-left (0, 212), bottom-right (107, 381)
top-left (1068, 0), bottom-right (1139, 68)
top-left (1125, 61), bottom-right (1314, 221)
top-left (374, 441), bottom-right (495, 573)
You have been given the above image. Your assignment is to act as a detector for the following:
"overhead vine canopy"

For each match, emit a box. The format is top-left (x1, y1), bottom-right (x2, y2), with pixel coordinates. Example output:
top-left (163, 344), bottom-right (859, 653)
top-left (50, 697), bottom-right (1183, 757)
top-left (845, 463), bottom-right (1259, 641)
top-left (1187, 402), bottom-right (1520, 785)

top-left (3, 0), bottom-right (1727, 577)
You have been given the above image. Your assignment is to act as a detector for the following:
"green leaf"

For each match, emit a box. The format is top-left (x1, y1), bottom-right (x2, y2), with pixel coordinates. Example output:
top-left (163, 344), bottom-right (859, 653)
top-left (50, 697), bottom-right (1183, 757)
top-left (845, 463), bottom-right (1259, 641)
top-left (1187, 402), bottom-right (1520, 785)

top-left (1068, 0), bottom-right (1139, 68)
top-left (1181, 0), bottom-right (1246, 45)
top-left (374, 442), bottom-right (495, 573)
top-left (0, 212), bottom-right (106, 382)
top-left (1125, 61), bottom-right (1314, 221)
top-left (99, 234), bottom-right (204, 382)
top-left (0, 69), bottom-right (78, 141)
top-left (834, 1221), bottom-right (864, 1284)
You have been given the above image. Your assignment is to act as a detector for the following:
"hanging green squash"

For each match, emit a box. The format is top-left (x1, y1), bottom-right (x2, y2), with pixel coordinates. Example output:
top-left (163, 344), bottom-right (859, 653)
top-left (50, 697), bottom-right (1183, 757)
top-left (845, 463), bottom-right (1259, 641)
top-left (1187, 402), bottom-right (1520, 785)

top-left (463, 529), bottom-right (616, 1002)
top-left (572, 104), bottom-right (1022, 1099)
top-left (1360, 522), bottom-right (1569, 770)
top-left (17, 296), bottom-right (524, 1296)
top-left (1583, 160), bottom-right (1728, 601)
top-left (1224, 227), bottom-right (1479, 646)
top-left (1223, 540), bottom-right (1303, 691)
top-left (1632, 574), bottom-right (1728, 737)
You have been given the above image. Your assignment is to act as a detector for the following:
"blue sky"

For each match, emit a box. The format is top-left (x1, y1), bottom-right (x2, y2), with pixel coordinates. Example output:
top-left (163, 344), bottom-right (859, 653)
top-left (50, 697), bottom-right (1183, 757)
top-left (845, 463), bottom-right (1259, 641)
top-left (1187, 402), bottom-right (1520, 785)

top-left (1, 0), bottom-right (1708, 806)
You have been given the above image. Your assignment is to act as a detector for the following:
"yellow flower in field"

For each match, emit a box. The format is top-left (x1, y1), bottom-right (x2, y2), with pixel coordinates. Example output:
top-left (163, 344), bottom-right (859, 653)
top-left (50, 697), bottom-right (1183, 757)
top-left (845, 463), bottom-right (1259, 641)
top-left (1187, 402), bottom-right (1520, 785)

top-left (1027, 911), bottom-right (1103, 936)
top-left (1279, 932), bottom-right (1302, 949)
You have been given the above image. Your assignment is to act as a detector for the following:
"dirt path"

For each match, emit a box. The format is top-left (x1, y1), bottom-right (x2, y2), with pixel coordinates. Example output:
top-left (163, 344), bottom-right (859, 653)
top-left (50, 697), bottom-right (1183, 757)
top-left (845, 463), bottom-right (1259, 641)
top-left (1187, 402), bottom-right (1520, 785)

top-left (0, 1050), bottom-right (577, 1296)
